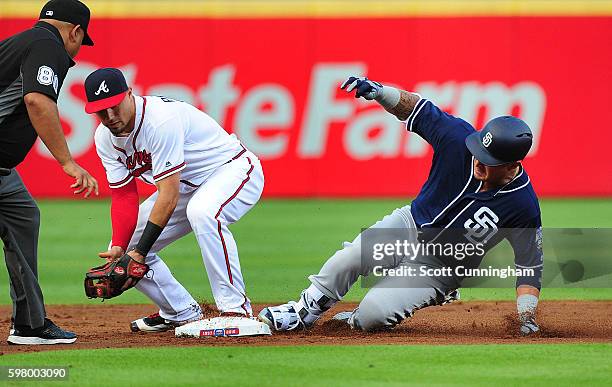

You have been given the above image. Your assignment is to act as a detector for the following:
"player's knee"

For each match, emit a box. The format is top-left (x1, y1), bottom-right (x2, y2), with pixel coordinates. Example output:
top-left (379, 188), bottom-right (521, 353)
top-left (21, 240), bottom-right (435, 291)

top-left (186, 202), bottom-right (217, 229)
top-left (353, 295), bottom-right (408, 332)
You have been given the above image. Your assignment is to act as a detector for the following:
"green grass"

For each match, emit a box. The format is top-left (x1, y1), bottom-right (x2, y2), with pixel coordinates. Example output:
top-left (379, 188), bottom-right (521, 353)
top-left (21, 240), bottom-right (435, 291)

top-left (1, 344), bottom-right (611, 386)
top-left (0, 199), bottom-right (611, 386)
top-left (1, 198), bottom-right (611, 305)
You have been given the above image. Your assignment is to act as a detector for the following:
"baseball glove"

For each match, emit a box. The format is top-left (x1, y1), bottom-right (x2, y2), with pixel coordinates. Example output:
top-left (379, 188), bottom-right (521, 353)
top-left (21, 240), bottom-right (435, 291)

top-left (84, 253), bottom-right (149, 299)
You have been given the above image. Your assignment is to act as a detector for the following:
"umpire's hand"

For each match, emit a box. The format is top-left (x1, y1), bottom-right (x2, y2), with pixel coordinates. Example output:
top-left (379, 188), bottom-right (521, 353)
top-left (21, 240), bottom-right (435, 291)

top-left (62, 160), bottom-right (99, 198)
top-left (340, 76), bottom-right (383, 100)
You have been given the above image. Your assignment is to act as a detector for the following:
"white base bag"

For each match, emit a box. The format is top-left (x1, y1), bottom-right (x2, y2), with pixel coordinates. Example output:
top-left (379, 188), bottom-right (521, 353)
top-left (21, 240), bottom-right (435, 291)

top-left (175, 317), bottom-right (272, 338)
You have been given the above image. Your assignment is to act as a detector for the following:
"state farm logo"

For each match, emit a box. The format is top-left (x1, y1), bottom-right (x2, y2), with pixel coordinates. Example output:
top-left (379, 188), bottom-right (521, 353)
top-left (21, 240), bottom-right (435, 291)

top-left (50, 62), bottom-right (546, 161)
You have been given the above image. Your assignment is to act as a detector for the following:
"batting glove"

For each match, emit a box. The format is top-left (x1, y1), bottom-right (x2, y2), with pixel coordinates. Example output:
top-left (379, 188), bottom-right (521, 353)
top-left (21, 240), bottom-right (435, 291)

top-left (517, 293), bottom-right (540, 336)
top-left (340, 76), bottom-right (383, 100)
top-left (519, 313), bottom-right (540, 336)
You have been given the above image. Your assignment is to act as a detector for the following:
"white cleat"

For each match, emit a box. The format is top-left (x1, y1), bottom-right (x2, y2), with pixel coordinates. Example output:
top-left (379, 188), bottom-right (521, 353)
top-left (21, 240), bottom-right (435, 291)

top-left (258, 302), bottom-right (304, 331)
top-left (259, 288), bottom-right (332, 331)
top-left (258, 300), bottom-right (323, 331)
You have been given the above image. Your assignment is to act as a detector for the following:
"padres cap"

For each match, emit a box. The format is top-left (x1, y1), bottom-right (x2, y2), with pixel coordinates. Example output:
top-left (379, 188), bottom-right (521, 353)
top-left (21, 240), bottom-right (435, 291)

top-left (40, 0), bottom-right (94, 46)
top-left (84, 68), bottom-right (129, 113)
top-left (465, 116), bottom-right (533, 166)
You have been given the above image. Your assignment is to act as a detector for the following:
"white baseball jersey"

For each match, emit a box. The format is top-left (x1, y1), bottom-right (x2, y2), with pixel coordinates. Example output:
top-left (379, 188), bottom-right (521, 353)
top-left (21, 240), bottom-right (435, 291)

top-left (95, 95), bottom-right (244, 190)
top-left (95, 94), bottom-right (265, 318)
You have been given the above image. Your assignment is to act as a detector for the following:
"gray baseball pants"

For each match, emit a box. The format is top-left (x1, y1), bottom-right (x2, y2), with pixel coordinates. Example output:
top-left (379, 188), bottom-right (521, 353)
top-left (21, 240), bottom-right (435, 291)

top-left (308, 204), bottom-right (457, 331)
top-left (0, 170), bottom-right (45, 329)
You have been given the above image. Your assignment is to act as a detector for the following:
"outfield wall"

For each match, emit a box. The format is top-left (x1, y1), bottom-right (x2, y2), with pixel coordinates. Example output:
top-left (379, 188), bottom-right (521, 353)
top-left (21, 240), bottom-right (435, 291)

top-left (1, 1), bottom-right (611, 197)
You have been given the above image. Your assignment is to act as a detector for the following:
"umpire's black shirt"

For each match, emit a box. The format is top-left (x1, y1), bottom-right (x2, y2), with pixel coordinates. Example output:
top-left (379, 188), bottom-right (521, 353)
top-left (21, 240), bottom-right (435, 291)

top-left (0, 21), bottom-right (74, 168)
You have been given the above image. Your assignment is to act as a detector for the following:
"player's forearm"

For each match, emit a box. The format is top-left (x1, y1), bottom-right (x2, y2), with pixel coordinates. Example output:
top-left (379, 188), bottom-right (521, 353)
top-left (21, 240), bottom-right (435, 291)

top-left (148, 191), bottom-right (179, 228)
top-left (131, 182), bottom-right (178, 258)
top-left (378, 88), bottom-right (421, 121)
top-left (517, 285), bottom-right (540, 298)
top-left (516, 285), bottom-right (540, 335)
top-left (516, 285), bottom-right (540, 315)
top-left (148, 174), bottom-right (180, 227)
top-left (24, 92), bottom-right (73, 166)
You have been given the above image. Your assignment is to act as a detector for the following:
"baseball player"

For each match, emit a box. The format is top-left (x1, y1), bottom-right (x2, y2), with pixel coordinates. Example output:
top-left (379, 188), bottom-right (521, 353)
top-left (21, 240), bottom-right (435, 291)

top-left (84, 68), bottom-right (264, 332)
top-left (259, 76), bottom-right (543, 335)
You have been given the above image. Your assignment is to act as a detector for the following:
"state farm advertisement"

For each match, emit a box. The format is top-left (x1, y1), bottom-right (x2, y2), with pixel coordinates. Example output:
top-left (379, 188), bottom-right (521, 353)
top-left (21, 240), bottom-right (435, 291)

top-left (1, 17), bottom-right (611, 197)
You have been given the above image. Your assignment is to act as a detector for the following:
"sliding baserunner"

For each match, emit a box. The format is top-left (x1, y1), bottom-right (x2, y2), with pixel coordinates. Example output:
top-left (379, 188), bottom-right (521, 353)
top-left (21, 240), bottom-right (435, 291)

top-left (259, 76), bottom-right (542, 335)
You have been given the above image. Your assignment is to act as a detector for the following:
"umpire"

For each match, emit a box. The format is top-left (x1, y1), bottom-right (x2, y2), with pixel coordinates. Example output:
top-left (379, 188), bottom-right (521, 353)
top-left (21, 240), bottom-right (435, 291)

top-left (0, 0), bottom-right (98, 345)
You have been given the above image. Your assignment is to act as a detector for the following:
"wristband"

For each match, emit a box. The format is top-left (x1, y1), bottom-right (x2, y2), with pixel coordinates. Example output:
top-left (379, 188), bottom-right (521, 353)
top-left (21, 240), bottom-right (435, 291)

top-left (135, 221), bottom-right (163, 257)
top-left (375, 85), bottom-right (401, 110)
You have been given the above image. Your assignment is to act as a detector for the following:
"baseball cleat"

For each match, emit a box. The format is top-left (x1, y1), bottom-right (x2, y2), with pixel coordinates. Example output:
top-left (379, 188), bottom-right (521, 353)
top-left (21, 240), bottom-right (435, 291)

top-left (7, 319), bottom-right (77, 345)
top-left (258, 302), bottom-right (308, 331)
top-left (130, 313), bottom-right (202, 333)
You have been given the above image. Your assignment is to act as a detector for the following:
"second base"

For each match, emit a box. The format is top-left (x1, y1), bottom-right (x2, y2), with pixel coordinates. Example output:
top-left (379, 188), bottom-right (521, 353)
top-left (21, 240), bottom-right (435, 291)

top-left (175, 317), bottom-right (272, 338)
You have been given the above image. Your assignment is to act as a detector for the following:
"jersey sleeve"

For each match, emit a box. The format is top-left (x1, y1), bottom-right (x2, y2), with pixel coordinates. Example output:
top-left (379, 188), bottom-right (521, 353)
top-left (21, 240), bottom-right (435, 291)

top-left (21, 40), bottom-right (70, 102)
top-left (406, 97), bottom-right (474, 151)
top-left (507, 216), bottom-right (544, 290)
top-left (148, 118), bottom-right (186, 182)
top-left (94, 129), bottom-right (133, 188)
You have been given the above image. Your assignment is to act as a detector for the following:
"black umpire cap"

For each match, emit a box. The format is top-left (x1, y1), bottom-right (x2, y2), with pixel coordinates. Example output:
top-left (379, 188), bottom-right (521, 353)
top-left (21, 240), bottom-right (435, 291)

top-left (465, 116), bottom-right (533, 166)
top-left (40, 0), bottom-right (94, 46)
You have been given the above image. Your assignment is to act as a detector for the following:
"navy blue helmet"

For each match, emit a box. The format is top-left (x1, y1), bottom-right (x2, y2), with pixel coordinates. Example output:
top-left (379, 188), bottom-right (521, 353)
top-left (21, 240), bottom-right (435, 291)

top-left (465, 116), bottom-right (533, 166)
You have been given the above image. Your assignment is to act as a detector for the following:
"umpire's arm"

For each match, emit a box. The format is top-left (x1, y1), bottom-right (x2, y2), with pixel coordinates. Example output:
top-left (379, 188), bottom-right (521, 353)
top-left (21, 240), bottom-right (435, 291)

top-left (24, 92), bottom-right (73, 166)
top-left (22, 39), bottom-right (98, 197)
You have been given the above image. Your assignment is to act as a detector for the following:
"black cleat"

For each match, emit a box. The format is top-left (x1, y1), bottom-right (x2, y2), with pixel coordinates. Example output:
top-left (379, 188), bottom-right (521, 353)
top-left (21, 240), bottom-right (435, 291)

top-left (7, 319), bottom-right (77, 345)
top-left (130, 313), bottom-right (202, 333)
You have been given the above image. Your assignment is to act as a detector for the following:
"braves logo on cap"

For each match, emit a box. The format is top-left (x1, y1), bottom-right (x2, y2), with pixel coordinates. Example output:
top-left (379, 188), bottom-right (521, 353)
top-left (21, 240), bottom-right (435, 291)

top-left (95, 81), bottom-right (109, 96)
top-left (84, 68), bottom-right (129, 113)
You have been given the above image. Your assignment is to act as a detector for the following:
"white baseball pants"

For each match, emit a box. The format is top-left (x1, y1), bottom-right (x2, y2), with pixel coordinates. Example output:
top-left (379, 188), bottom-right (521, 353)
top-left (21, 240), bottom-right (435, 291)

top-left (126, 152), bottom-right (264, 321)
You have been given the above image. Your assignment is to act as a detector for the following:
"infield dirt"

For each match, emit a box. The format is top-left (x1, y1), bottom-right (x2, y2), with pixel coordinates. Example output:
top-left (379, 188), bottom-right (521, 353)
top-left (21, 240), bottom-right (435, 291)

top-left (1, 301), bottom-right (611, 354)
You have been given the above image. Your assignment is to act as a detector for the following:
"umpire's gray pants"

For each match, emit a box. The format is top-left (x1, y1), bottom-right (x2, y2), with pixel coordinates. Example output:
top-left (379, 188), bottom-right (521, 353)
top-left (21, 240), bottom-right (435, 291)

top-left (0, 170), bottom-right (45, 329)
top-left (309, 205), bottom-right (456, 331)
